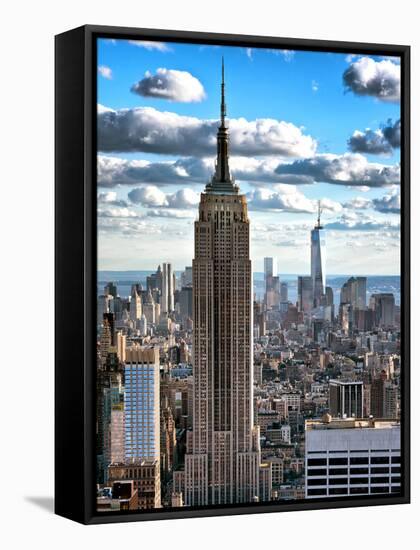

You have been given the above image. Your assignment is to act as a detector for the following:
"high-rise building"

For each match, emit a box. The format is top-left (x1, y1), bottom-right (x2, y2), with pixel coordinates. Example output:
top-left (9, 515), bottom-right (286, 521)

top-left (124, 346), bottom-right (160, 462)
top-left (329, 379), bottom-right (364, 418)
top-left (310, 203), bottom-right (326, 307)
top-left (305, 417), bottom-right (401, 498)
top-left (264, 257), bottom-right (277, 280)
top-left (264, 257), bottom-right (279, 309)
top-left (129, 286), bottom-right (142, 323)
top-left (340, 277), bottom-right (367, 309)
top-left (371, 293), bottom-right (396, 328)
top-left (280, 281), bottom-right (288, 303)
top-left (161, 263), bottom-right (174, 314)
top-left (104, 282), bottom-right (117, 298)
top-left (180, 60), bottom-right (268, 506)
top-left (298, 276), bottom-right (313, 313)
top-left (146, 265), bottom-right (163, 294)
top-left (181, 266), bottom-right (193, 287)
top-left (179, 286), bottom-right (193, 323)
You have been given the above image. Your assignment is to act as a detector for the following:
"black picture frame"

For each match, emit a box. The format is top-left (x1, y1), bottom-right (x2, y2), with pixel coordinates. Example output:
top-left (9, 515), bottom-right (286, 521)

top-left (55, 24), bottom-right (410, 525)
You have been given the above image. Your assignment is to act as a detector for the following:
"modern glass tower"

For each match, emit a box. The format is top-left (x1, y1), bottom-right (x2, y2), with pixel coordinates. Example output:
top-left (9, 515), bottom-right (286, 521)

top-left (181, 60), bottom-right (268, 506)
top-left (310, 202), bottom-right (326, 308)
top-left (124, 346), bottom-right (160, 462)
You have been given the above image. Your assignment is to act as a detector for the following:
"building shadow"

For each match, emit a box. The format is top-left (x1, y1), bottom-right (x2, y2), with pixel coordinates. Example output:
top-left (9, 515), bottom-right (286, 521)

top-left (25, 496), bottom-right (54, 514)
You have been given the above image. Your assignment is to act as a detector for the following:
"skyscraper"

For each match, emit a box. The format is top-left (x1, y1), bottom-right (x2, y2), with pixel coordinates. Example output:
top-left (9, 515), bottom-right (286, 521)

top-left (181, 60), bottom-right (267, 506)
top-left (161, 262), bottom-right (174, 314)
top-left (129, 285), bottom-right (142, 324)
top-left (298, 275), bottom-right (313, 313)
top-left (124, 346), bottom-right (160, 462)
top-left (311, 202), bottom-right (326, 307)
top-left (329, 379), bottom-right (364, 418)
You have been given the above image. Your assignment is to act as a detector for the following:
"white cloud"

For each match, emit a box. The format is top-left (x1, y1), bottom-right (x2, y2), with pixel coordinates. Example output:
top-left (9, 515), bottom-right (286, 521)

top-left (131, 68), bottom-right (206, 103)
top-left (343, 57), bottom-right (400, 102)
top-left (275, 153), bottom-right (400, 188)
top-left (325, 211), bottom-right (400, 231)
top-left (247, 185), bottom-right (342, 214)
top-left (372, 189), bottom-right (400, 213)
top-left (128, 185), bottom-right (167, 207)
top-left (311, 80), bottom-right (319, 92)
top-left (97, 191), bottom-right (128, 207)
top-left (146, 209), bottom-right (195, 219)
top-left (98, 206), bottom-right (139, 218)
top-left (343, 196), bottom-right (372, 210)
top-left (98, 106), bottom-right (317, 157)
top-left (128, 185), bottom-right (200, 210)
top-left (98, 65), bottom-right (112, 79)
top-left (128, 40), bottom-right (171, 52)
top-left (348, 119), bottom-right (400, 155)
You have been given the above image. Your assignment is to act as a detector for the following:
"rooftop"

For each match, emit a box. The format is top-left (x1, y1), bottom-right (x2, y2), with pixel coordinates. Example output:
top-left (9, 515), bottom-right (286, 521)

top-left (306, 416), bottom-right (400, 431)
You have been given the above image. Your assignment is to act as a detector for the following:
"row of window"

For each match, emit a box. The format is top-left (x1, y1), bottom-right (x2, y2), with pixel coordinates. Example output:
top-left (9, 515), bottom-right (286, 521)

top-left (307, 486), bottom-right (400, 497)
top-left (308, 467), bottom-right (401, 476)
top-left (308, 456), bottom-right (400, 467)
top-left (308, 476), bottom-right (401, 486)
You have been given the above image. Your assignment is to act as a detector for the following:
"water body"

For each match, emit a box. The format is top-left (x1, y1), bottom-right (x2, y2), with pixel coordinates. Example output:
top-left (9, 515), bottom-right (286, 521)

top-left (98, 271), bottom-right (400, 306)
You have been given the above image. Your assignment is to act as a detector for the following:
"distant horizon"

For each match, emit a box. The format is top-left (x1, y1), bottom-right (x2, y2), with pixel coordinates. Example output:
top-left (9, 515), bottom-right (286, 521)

top-left (98, 269), bottom-right (401, 277)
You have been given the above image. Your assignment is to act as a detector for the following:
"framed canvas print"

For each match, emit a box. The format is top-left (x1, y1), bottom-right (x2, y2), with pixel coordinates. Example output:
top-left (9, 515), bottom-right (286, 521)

top-left (55, 25), bottom-right (410, 524)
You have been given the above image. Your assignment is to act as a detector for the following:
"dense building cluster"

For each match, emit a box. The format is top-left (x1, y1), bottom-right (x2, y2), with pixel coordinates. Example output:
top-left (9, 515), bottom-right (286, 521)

top-left (96, 63), bottom-right (401, 512)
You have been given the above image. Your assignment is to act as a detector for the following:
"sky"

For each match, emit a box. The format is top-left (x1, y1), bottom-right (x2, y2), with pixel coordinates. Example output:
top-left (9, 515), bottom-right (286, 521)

top-left (96, 38), bottom-right (401, 274)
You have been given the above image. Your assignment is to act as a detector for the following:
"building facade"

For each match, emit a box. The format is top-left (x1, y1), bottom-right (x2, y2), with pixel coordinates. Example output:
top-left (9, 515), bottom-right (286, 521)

top-left (181, 61), bottom-right (268, 506)
top-left (305, 417), bottom-right (401, 498)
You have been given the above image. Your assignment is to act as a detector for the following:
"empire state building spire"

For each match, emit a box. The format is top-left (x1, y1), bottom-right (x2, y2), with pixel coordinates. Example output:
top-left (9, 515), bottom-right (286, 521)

top-left (205, 58), bottom-right (238, 194)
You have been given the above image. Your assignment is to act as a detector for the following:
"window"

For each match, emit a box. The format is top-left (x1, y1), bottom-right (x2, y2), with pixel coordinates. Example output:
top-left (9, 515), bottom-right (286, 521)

top-left (350, 477), bottom-right (369, 485)
top-left (308, 478), bottom-right (326, 486)
top-left (329, 458), bottom-right (348, 466)
top-left (329, 488), bottom-right (348, 495)
top-left (307, 468), bottom-right (327, 476)
top-left (329, 478), bottom-right (348, 485)
top-left (350, 457), bottom-right (368, 465)
top-left (371, 457), bottom-right (389, 465)
top-left (350, 468), bottom-right (369, 475)
top-left (329, 468), bottom-right (347, 476)
top-left (308, 458), bottom-right (327, 466)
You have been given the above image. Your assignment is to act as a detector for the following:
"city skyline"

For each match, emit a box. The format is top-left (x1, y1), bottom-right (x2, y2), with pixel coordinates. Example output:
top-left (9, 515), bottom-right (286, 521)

top-left (96, 40), bottom-right (402, 513)
top-left (97, 39), bottom-right (401, 274)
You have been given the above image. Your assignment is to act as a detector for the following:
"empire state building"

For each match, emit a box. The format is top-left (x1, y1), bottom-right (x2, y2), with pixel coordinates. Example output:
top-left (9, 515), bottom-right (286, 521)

top-left (177, 61), bottom-right (271, 506)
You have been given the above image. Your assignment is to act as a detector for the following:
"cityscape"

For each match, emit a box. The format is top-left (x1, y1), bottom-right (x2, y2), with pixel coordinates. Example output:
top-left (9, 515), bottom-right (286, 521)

top-left (96, 41), bottom-right (401, 512)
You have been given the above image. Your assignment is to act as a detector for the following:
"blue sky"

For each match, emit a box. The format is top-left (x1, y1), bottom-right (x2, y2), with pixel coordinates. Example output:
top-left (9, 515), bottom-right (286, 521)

top-left (96, 38), bottom-right (401, 274)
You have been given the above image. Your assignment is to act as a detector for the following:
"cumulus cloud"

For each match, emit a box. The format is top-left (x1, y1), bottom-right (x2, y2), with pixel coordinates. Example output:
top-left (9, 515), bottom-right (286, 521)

top-left (128, 185), bottom-right (167, 207)
top-left (324, 212), bottom-right (400, 231)
top-left (128, 185), bottom-right (200, 210)
top-left (97, 106), bottom-right (317, 157)
top-left (128, 40), bottom-right (171, 52)
top-left (98, 65), bottom-right (112, 79)
top-left (98, 155), bottom-right (310, 188)
top-left (146, 209), bottom-right (195, 219)
top-left (343, 196), bottom-right (372, 210)
top-left (372, 189), bottom-right (400, 213)
top-left (343, 57), bottom-right (400, 102)
top-left (131, 68), bottom-right (206, 103)
top-left (97, 191), bottom-right (128, 207)
top-left (275, 153), bottom-right (400, 188)
top-left (348, 119), bottom-right (401, 155)
top-left (247, 185), bottom-right (342, 214)
top-left (98, 206), bottom-right (139, 218)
